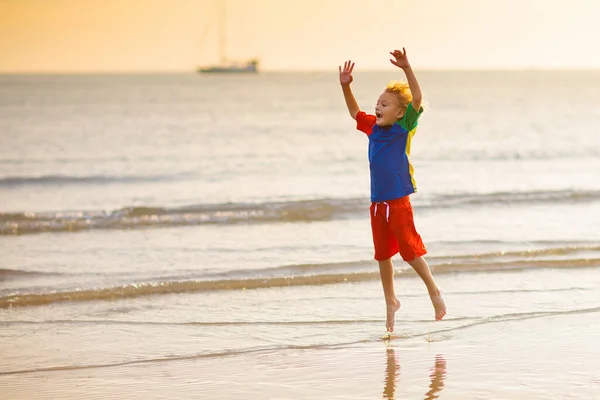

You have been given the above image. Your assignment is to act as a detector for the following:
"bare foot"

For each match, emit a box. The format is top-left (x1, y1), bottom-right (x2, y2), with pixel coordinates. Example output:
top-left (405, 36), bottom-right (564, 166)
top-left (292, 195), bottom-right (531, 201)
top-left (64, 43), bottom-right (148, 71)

top-left (430, 288), bottom-right (446, 321)
top-left (386, 298), bottom-right (401, 332)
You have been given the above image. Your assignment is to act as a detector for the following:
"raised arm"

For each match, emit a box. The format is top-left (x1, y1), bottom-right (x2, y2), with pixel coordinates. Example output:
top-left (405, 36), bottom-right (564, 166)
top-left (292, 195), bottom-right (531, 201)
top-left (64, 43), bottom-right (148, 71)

top-left (390, 48), bottom-right (422, 111)
top-left (339, 60), bottom-right (360, 120)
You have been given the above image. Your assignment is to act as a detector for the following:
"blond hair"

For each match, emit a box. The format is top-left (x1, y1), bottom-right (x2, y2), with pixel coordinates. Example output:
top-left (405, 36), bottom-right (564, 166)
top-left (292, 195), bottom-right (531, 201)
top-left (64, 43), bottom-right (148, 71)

top-left (385, 80), bottom-right (412, 111)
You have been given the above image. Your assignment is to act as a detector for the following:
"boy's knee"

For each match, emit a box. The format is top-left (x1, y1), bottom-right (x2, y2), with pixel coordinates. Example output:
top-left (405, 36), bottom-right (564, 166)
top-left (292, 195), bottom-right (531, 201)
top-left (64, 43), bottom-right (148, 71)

top-left (377, 257), bottom-right (394, 266)
top-left (406, 255), bottom-right (424, 265)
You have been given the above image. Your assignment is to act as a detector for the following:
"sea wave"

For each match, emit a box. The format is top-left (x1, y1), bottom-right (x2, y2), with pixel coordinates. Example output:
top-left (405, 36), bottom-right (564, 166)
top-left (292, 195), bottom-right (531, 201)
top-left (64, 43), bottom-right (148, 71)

top-left (0, 268), bottom-right (56, 280)
top-left (2, 189), bottom-right (600, 236)
top-left (0, 198), bottom-right (365, 235)
top-left (430, 189), bottom-right (600, 207)
top-left (2, 244), bottom-right (599, 309)
top-left (0, 172), bottom-right (193, 187)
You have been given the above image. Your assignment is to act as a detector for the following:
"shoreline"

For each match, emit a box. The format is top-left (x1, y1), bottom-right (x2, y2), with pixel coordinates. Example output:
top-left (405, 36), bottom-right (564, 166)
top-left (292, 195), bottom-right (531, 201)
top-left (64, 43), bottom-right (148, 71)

top-left (1, 310), bottom-right (598, 399)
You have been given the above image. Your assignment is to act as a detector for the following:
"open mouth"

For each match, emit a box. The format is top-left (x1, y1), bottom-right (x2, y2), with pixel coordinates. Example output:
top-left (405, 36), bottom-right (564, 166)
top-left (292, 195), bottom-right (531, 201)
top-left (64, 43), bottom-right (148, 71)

top-left (375, 111), bottom-right (383, 118)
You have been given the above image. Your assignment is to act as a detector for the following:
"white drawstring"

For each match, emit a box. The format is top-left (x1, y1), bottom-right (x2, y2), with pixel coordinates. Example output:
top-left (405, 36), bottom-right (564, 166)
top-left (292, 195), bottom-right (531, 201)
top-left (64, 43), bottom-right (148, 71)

top-left (373, 201), bottom-right (390, 222)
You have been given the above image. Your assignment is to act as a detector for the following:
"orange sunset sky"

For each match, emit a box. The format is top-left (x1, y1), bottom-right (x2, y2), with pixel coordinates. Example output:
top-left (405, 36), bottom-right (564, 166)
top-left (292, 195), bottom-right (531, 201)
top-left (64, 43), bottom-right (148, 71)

top-left (1, 0), bottom-right (599, 72)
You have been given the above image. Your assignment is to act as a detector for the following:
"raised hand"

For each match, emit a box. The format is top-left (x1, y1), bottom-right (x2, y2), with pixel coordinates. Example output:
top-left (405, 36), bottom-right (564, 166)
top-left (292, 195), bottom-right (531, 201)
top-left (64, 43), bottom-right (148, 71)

top-left (339, 60), bottom-right (355, 86)
top-left (389, 48), bottom-right (410, 69)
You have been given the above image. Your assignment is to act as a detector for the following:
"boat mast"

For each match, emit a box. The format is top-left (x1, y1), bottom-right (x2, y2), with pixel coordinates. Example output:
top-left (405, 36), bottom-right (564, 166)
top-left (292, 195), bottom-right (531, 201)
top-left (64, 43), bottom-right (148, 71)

top-left (219, 0), bottom-right (227, 65)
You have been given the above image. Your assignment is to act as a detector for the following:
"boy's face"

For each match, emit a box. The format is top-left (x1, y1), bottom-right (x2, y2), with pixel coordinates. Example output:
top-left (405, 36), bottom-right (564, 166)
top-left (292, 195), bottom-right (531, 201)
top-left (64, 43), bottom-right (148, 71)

top-left (375, 91), bottom-right (404, 126)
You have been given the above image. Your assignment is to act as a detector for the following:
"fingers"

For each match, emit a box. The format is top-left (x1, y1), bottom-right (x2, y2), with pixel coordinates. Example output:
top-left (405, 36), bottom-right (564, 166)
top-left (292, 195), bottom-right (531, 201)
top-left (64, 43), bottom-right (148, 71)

top-left (340, 60), bottom-right (354, 73)
top-left (390, 49), bottom-right (406, 57)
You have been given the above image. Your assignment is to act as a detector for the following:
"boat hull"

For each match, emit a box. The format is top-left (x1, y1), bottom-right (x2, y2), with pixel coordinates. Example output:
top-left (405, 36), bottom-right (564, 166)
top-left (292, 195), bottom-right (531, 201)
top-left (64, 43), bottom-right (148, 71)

top-left (198, 66), bottom-right (258, 73)
top-left (198, 59), bottom-right (259, 74)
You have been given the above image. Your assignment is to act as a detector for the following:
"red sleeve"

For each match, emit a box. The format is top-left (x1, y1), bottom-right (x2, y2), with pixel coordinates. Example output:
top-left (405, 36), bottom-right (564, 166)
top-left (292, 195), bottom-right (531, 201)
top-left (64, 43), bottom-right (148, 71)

top-left (356, 111), bottom-right (376, 135)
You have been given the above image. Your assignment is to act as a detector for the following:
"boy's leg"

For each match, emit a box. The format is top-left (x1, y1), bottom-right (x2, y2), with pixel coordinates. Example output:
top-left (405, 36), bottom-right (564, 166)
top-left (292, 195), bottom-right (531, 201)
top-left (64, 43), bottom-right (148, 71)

top-left (378, 257), bottom-right (401, 332)
top-left (371, 202), bottom-right (401, 332)
top-left (387, 197), bottom-right (446, 321)
top-left (406, 257), bottom-right (446, 321)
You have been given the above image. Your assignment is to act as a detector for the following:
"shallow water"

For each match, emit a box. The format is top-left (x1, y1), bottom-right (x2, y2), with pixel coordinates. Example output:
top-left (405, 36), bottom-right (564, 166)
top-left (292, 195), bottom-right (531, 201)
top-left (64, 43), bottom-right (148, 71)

top-left (2, 267), bottom-right (599, 399)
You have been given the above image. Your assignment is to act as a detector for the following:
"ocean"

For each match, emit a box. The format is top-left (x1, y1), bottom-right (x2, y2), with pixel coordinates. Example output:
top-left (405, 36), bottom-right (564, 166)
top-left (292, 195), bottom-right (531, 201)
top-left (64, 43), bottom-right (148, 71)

top-left (1, 71), bottom-right (600, 399)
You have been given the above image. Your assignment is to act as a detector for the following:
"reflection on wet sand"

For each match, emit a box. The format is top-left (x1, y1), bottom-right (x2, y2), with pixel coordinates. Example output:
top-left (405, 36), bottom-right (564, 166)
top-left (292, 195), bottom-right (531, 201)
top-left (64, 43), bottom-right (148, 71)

top-left (383, 348), bottom-right (447, 399)
top-left (424, 354), bottom-right (447, 400)
top-left (383, 347), bottom-right (401, 399)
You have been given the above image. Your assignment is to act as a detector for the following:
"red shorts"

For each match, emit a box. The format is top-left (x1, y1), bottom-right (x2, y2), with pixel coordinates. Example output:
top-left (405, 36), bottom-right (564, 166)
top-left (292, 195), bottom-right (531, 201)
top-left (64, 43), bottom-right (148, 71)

top-left (370, 196), bottom-right (427, 261)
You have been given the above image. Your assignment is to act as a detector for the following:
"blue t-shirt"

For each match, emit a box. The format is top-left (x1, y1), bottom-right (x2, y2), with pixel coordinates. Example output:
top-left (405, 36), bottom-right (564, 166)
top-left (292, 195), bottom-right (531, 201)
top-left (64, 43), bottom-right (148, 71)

top-left (356, 103), bottom-right (424, 202)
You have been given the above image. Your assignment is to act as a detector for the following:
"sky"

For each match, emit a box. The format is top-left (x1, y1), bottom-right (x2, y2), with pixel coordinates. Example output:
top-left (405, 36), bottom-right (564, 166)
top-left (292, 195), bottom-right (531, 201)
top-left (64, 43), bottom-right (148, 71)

top-left (1, 0), bottom-right (600, 72)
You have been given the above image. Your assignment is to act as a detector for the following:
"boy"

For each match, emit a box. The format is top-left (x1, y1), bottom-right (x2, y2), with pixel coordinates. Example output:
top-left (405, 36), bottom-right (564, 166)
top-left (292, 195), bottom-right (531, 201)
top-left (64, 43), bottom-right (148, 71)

top-left (339, 48), bottom-right (446, 332)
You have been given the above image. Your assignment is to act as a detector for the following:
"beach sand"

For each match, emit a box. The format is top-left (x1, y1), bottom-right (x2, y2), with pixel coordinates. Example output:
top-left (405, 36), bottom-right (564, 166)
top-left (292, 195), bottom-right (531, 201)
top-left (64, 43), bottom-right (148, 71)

top-left (2, 265), bottom-right (599, 399)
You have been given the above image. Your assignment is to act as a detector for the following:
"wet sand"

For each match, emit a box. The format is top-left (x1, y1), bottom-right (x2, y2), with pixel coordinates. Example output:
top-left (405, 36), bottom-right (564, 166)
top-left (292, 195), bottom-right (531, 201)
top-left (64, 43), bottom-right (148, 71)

top-left (1, 311), bottom-right (599, 399)
top-left (2, 266), bottom-right (600, 399)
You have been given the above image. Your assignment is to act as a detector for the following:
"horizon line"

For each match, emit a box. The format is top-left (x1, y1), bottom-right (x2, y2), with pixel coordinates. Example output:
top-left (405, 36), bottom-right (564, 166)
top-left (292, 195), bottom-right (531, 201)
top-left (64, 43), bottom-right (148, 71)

top-left (2, 66), bottom-right (600, 75)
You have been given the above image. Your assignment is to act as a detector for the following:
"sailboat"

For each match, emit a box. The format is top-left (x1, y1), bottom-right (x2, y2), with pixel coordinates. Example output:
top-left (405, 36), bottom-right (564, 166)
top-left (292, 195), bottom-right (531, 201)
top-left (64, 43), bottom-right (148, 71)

top-left (198, 1), bottom-right (259, 74)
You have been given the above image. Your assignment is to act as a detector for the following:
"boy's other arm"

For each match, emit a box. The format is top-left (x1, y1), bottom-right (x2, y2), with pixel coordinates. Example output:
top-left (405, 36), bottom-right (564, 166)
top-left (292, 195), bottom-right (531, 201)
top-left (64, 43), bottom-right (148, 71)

top-left (390, 48), bottom-right (422, 111)
top-left (403, 65), bottom-right (422, 111)
top-left (339, 60), bottom-right (360, 120)
top-left (341, 85), bottom-right (360, 120)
